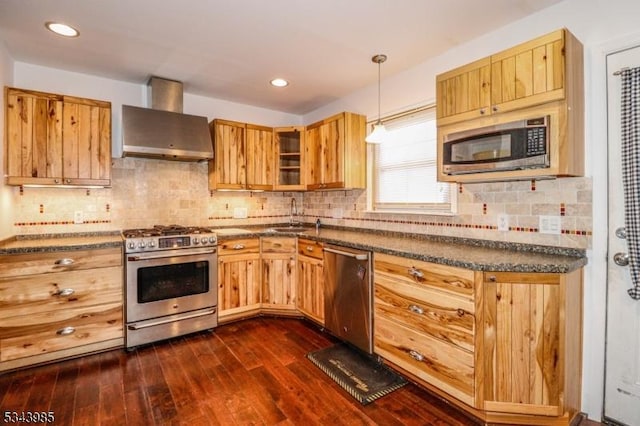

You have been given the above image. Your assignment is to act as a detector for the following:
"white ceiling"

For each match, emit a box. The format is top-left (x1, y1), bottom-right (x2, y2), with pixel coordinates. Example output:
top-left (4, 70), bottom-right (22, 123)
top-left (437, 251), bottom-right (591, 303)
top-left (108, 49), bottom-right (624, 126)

top-left (0, 0), bottom-right (564, 114)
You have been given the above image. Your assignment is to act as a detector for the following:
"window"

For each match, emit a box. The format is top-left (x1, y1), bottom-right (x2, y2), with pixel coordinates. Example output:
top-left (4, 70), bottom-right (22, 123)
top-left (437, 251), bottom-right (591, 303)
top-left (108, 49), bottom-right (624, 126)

top-left (371, 106), bottom-right (454, 213)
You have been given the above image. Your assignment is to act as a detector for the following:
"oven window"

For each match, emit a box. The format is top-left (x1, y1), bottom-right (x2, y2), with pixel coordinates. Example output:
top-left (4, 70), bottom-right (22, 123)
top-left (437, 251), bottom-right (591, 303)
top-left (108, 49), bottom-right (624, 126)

top-left (137, 261), bottom-right (209, 303)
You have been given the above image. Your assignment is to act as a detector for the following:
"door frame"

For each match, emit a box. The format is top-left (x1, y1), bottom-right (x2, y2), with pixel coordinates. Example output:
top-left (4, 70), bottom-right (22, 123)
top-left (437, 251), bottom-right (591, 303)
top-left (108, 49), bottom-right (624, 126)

top-left (587, 31), bottom-right (640, 421)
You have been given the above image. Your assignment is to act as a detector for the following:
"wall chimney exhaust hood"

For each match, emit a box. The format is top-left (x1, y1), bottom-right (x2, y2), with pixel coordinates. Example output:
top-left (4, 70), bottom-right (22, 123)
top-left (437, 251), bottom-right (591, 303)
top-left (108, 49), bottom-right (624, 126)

top-left (122, 77), bottom-right (213, 161)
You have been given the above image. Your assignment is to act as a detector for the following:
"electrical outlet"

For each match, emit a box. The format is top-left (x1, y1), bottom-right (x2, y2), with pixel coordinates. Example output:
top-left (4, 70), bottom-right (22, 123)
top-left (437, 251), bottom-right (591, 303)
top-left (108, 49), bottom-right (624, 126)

top-left (539, 215), bottom-right (561, 234)
top-left (74, 211), bottom-right (84, 224)
top-left (497, 214), bottom-right (509, 231)
top-left (233, 207), bottom-right (248, 219)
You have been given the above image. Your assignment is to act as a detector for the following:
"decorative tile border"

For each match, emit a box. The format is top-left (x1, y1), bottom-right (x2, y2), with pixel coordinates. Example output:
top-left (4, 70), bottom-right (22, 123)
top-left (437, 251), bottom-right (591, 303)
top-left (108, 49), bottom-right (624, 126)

top-left (14, 220), bottom-right (112, 227)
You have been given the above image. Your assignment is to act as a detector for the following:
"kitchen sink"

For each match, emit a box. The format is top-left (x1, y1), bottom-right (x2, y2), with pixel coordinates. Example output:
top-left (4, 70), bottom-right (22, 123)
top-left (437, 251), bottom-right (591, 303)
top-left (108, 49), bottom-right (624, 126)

top-left (268, 226), bottom-right (312, 233)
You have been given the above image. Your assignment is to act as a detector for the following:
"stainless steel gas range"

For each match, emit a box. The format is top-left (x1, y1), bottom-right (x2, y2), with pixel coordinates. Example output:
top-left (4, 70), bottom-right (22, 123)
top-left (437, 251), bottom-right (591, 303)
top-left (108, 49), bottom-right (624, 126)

top-left (123, 225), bottom-right (218, 349)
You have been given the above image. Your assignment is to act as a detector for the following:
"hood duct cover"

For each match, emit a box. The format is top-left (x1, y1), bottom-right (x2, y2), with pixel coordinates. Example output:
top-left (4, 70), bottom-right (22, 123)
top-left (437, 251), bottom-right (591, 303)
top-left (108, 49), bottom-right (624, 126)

top-left (122, 78), bottom-right (213, 161)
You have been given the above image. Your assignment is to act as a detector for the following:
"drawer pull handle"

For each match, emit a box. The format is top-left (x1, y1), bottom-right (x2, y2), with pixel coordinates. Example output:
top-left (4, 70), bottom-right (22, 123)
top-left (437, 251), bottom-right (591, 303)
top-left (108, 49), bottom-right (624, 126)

top-left (488, 275), bottom-right (497, 282)
top-left (409, 350), bottom-right (424, 362)
top-left (54, 288), bottom-right (75, 297)
top-left (55, 258), bottom-right (75, 266)
top-left (306, 246), bottom-right (314, 252)
top-left (56, 326), bottom-right (76, 336)
top-left (408, 304), bottom-right (424, 315)
top-left (408, 267), bottom-right (424, 279)
top-left (457, 308), bottom-right (465, 317)
top-left (233, 244), bottom-right (245, 250)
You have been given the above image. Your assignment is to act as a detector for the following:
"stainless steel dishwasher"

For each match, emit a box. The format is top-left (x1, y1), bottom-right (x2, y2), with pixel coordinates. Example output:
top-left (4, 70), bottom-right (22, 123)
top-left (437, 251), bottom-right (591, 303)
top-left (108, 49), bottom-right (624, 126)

top-left (323, 244), bottom-right (373, 354)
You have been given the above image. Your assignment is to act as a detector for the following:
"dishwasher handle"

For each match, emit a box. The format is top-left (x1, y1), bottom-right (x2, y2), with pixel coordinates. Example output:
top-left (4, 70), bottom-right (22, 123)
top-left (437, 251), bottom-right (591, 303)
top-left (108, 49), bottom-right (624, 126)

top-left (323, 247), bottom-right (369, 261)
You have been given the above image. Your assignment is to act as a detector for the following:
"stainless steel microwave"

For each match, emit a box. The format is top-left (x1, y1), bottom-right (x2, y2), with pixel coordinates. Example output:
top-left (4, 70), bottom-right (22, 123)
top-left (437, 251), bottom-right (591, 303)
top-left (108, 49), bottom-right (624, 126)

top-left (442, 116), bottom-right (550, 175)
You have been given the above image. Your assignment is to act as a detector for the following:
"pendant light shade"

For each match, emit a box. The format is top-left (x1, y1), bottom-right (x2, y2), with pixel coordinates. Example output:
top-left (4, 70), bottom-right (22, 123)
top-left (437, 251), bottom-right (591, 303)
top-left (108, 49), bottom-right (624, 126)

top-left (366, 54), bottom-right (387, 144)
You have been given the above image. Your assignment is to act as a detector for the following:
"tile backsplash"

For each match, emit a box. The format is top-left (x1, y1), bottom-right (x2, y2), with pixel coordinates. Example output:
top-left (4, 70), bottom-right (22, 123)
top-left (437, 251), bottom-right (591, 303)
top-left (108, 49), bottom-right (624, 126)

top-left (10, 158), bottom-right (591, 249)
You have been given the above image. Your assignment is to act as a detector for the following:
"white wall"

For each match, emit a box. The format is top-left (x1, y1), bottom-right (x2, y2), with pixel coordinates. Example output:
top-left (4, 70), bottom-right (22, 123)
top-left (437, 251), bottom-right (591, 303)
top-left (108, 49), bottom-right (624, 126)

top-left (302, 0), bottom-right (640, 419)
top-left (0, 41), bottom-right (14, 239)
top-left (13, 63), bottom-right (302, 158)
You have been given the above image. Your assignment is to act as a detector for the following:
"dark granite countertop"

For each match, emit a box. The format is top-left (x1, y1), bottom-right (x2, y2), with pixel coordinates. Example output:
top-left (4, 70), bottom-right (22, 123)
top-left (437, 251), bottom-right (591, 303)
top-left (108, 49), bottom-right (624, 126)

top-left (0, 232), bottom-right (123, 255)
top-left (0, 226), bottom-right (587, 273)
top-left (214, 225), bottom-right (587, 273)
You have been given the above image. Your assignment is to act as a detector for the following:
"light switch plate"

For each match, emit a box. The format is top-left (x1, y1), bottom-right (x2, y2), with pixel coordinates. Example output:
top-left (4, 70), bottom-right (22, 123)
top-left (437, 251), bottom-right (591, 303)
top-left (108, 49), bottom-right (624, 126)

top-left (74, 211), bottom-right (84, 224)
top-left (539, 215), bottom-right (561, 234)
top-left (497, 214), bottom-right (509, 231)
top-left (233, 207), bottom-right (248, 219)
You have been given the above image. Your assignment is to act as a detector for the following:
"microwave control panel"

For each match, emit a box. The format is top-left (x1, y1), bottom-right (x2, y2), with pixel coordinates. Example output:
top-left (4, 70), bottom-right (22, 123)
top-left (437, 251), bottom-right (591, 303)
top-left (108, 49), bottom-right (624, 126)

top-left (526, 127), bottom-right (547, 156)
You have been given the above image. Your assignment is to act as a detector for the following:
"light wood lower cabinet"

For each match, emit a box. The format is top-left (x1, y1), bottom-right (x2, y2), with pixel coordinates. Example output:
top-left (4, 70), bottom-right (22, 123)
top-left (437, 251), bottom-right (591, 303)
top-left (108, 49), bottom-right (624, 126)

top-left (296, 238), bottom-right (324, 324)
top-left (261, 237), bottom-right (297, 314)
top-left (481, 271), bottom-right (583, 421)
top-left (373, 253), bottom-right (477, 406)
top-left (217, 238), bottom-right (261, 323)
top-left (0, 246), bottom-right (123, 371)
top-left (373, 252), bottom-right (584, 425)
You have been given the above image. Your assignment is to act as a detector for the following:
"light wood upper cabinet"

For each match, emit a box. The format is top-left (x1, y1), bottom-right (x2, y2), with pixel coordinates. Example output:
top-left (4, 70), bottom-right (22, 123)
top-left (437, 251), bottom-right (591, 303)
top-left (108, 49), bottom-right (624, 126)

top-left (305, 112), bottom-right (366, 190)
top-left (209, 119), bottom-right (246, 190)
top-left (5, 87), bottom-right (111, 186)
top-left (436, 58), bottom-right (491, 125)
top-left (246, 124), bottom-right (274, 191)
top-left (436, 29), bottom-right (582, 127)
top-left (274, 126), bottom-right (305, 191)
top-left (209, 119), bottom-right (274, 191)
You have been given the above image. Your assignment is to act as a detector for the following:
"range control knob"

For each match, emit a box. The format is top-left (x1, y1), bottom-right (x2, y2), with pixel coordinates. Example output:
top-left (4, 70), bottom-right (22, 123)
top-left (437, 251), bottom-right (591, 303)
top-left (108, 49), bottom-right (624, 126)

top-left (138, 241), bottom-right (146, 249)
top-left (147, 240), bottom-right (156, 248)
top-left (127, 241), bottom-right (136, 250)
top-left (209, 236), bottom-right (216, 243)
top-left (192, 237), bottom-right (200, 244)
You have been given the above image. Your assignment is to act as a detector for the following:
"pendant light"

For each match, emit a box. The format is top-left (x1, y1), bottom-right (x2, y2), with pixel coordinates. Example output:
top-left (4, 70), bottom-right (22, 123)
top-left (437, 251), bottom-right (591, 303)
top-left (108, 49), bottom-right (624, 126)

top-left (366, 54), bottom-right (388, 144)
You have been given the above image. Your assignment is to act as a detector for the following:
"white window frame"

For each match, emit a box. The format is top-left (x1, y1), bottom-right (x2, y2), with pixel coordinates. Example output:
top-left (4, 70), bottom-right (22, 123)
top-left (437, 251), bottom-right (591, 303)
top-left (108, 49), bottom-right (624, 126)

top-left (366, 105), bottom-right (457, 215)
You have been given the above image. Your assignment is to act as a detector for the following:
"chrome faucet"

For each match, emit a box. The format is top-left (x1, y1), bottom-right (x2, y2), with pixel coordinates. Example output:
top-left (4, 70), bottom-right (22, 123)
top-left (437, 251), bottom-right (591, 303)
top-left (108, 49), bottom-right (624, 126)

top-left (290, 197), bottom-right (298, 225)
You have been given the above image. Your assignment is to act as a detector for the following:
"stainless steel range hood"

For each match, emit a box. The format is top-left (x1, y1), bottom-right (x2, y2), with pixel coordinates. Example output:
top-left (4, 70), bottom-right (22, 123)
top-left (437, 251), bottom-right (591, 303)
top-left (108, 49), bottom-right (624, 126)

top-left (122, 77), bottom-right (213, 161)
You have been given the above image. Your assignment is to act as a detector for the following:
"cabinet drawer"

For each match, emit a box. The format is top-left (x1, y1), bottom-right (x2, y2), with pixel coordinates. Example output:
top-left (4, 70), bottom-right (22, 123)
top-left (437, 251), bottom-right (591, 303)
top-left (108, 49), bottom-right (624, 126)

top-left (374, 315), bottom-right (474, 405)
top-left (0, 266), bottom-right (123, 320)
top-left (374, 275), bottom-right (475, 352)
top-left (218, 238), bottom-right (260, 255)
top-left (297, 238), bottom-right (323, 259)
top-left (0, 302), bottom-right (123, 362)
top-left (261, 237), bottom-right (296, 254)
top-left (0, 247), bottom-right (122, 278)
top-left (374, 253), bottom-right (474, 298)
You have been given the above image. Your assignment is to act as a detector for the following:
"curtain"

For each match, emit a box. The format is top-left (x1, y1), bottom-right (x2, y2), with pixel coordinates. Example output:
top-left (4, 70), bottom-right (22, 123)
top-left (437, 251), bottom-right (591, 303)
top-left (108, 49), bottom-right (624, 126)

top-left (620, 67), bottom-right (640, 300)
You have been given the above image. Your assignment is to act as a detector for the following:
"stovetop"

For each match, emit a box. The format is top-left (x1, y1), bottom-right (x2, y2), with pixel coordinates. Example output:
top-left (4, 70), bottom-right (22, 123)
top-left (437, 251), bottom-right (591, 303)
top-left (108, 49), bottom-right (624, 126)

top-left (123, 225), bottom-right (215, 238)
top-left (123, 225), bottom-right (217, 253)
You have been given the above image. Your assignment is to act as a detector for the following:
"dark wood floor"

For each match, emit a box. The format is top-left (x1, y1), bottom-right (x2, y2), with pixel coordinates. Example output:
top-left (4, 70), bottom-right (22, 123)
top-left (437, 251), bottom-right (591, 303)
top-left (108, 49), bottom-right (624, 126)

top-left (0, 317), bottom-right (601, 426)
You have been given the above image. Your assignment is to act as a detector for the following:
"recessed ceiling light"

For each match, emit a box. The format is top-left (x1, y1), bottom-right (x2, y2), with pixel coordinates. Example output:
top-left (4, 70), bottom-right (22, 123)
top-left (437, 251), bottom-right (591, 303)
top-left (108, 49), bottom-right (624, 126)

top-left (45, 22), bottom-right (79, 37)
top-left (270, 78), bottom-right (289, 87)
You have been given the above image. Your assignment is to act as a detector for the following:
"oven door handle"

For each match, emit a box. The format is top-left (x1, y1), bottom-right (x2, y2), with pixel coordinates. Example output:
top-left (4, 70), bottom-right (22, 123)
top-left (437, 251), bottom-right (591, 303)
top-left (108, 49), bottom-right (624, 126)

top-left (127, 249), bottom-right (216, 261)
top-left (127, 309), bottom-right (217, 330)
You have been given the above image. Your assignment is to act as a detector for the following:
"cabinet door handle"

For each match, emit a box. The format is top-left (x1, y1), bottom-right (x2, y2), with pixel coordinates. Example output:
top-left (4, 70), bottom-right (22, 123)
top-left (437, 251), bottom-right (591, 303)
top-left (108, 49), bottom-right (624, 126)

top-left (65, 179), bottom-right (71, 184)
top-left (488, 275), bottom-right (497, 282)
top-left (492, 105), bottom-right (498, 112)
top-left (480, 108), bottom-right (486, 115)
top-left (233, 244), bottom-right (245, 250)
top-left (54, 258), bottom-right (75, 266)
top-left (408, 267), bottom-right (424, 279)
top-left (408, 350), bottom-right (424, 362)
top-left (306, 246), bottom-right (314, 252)
top-left (54, 288), bottom-right (75, 297)
top-left (456, 308), bottom-right (465, 317)
top-left (56, 326), bottom-right (76, 336)
top-left (408, 304), bottom-right (424, 315)
top-left (54, 179), bottom-right (60, 184)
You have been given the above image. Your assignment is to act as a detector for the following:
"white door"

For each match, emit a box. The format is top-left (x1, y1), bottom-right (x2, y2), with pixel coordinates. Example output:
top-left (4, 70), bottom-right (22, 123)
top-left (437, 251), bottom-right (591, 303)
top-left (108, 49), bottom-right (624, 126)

top-left (606, 45), bottom-right (640, 426)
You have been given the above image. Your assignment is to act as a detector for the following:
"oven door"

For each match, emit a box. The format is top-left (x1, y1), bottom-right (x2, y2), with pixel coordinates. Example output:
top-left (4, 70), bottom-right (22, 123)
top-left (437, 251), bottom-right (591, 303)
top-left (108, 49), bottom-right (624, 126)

top-left (126, 247), bottom-right (217, 323)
